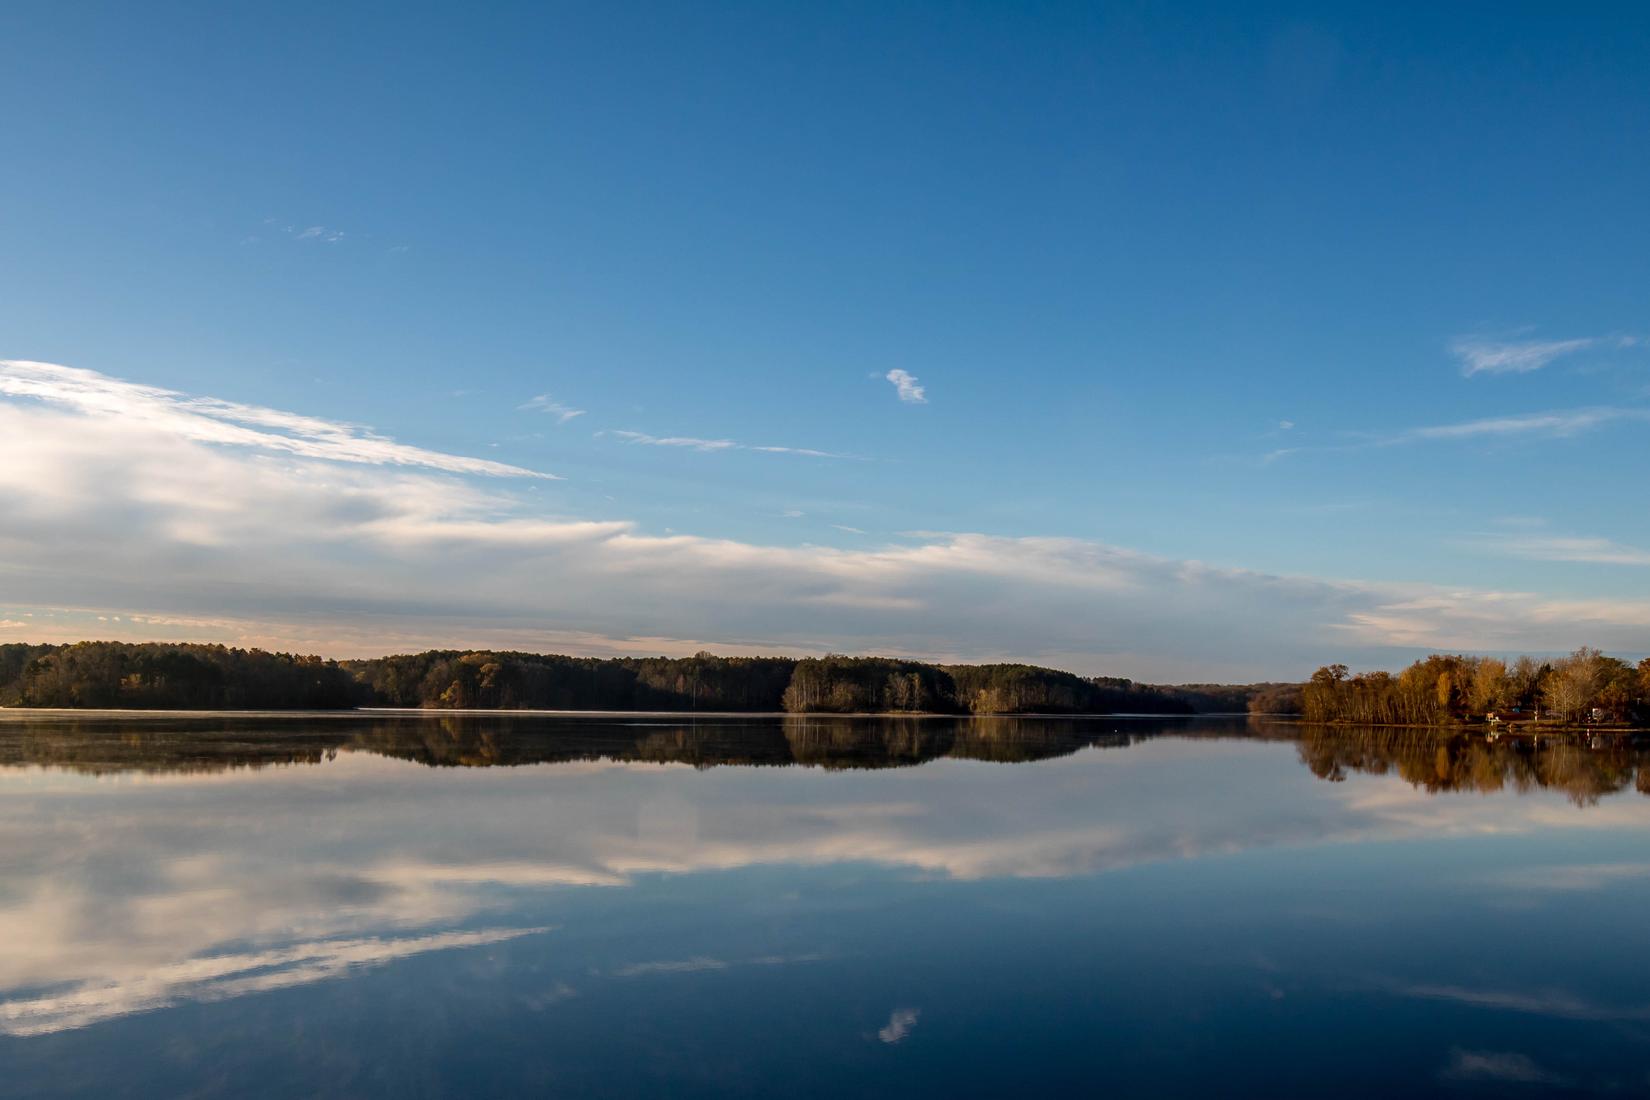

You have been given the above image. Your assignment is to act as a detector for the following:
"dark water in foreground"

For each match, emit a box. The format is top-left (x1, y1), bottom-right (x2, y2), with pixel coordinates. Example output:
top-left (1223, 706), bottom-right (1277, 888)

top-left (3, 712), bottom-right (1650, 1098)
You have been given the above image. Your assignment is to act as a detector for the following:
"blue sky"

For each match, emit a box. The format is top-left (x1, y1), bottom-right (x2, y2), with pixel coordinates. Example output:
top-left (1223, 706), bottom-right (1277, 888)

top-left (2, 2), bottom-right (1648, 678)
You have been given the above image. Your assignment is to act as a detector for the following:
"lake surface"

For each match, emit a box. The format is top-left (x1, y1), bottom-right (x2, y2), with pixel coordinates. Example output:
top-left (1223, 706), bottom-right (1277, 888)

top-left (3, 712), bottom-right (1649, 1098)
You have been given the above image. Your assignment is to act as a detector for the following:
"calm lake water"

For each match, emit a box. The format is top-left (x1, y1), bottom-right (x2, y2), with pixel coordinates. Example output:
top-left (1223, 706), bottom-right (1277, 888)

top-left (3, 712), bottom-right (1649, 1098)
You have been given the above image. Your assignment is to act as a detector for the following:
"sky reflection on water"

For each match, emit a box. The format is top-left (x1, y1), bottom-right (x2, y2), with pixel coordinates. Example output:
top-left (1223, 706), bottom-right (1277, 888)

top-left (2, 714), bottom-right (1649, 1097)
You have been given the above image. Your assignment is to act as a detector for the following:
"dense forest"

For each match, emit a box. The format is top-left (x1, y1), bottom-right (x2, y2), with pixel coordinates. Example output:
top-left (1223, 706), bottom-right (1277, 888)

top-left (0, 641), bottom-right (1278, 714)
top-left (0, 642), bottom-right (366, 709)
top-left (1296, 647), bottom-right (1650, 728)
top-left (8, 641), bottom-right (1641, 724)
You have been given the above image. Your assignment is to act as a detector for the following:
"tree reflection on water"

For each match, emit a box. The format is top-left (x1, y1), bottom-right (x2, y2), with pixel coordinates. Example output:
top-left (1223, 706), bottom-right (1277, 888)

top-left (0, 712), bottom-right (1645, 806)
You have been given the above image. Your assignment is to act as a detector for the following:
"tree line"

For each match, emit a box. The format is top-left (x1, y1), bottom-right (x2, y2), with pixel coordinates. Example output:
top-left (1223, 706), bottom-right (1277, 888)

top-left (347, 650), bottom-right (1264, 714)
top-left (0, 642), bottom-right (1283, 714)
top-left (1296, 647), bottom-right (1650, 727)
top-left (0, 641), bottom-right (366, 709)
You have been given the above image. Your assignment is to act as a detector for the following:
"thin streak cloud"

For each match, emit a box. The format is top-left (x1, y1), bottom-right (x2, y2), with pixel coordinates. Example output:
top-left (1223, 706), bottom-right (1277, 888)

top-left (1392, 982), bottom-right (1650, 1022)
top-left (1470, 534), bottom-right (1650, 567)
top-left (605, 429), bottom-right (850, 459)
top-left (1261, 404), bottom-right (1648, 465)
top-left (1401, 406), bottom-right (1649, 441)
top-left (1440, 1050), bottom-right (1566, 1086)
top-left (292, 225), bottom-right (345, 242)
top-left (1451, 336), bottom-right (1596, 376)
top-left (519, 394), bottom-right (586, 424)
top-left (0, 361), bottom-right (554, 479)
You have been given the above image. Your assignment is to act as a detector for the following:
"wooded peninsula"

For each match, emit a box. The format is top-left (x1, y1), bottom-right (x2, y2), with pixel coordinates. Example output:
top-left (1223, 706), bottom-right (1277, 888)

top-left (0, 641), bottom-right (1645, 726)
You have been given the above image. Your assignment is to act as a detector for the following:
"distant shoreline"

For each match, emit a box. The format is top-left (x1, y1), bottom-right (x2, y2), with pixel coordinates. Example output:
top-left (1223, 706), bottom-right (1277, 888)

top-left (0, 641), bottom-right (1281, 716)
top-left (0, 705), bottom-right (1231, 720)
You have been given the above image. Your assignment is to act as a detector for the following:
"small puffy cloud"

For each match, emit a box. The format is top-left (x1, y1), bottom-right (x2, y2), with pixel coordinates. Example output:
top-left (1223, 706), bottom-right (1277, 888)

top-left (519, 394), bottom-right (586, 424)
top-left (885, 369), bottom-right (927, 404)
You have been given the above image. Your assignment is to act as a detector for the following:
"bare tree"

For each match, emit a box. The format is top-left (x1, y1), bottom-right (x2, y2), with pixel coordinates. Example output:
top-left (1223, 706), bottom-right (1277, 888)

top-left (1544, 647), bottom-right (1603, 723)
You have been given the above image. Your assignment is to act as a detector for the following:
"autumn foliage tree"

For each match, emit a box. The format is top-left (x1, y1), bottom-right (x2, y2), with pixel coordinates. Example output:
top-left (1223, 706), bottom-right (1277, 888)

top-left (1303, 647), bottom-right (1646, 727)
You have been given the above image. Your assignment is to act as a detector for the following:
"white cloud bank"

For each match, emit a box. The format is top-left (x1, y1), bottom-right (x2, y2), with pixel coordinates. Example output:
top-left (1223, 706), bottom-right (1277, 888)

top-left (2, 360), bottom-right (1648, 678)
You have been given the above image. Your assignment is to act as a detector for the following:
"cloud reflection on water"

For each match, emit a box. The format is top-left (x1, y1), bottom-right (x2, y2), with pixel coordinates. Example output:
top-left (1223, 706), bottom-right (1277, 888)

top-left (0, 928), bottom-right (546, 1037)
top-left (2, 716), bottom-right (1649, 1039)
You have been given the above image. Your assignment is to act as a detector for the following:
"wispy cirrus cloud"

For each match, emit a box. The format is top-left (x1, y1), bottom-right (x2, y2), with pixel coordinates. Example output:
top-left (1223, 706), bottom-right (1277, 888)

top-left (607, 430), bottom-right (737, 452)
top-left (1451, 335), bottom-right (1598, 376)
top-left (608, 954), bottom-right (823, 979)
top-left (1261, 405), bottom-right (1648, 465)
top-left (0, 360), bottom-right (554, 479)
top-left (1392, 982), bottom-right (1650, 1023)
top-left (1484, 862), bottom-right (1650, 891)
top-left (1469, 534), bottom-right (1650, 567)
top-left (749, 444), bottom-right (851, 458)
top-left (885, 369), bottom-right (927, 404)
top-left (255, 219), bottom-right (346, 244)
top-left (291, 225), bottom-right (345, 242)
top-left (612, 956), bottom-right (728, 977)
top-left (604, 429), bottom-right (850, 459)
top-left (518, 393), bottom-right (586, 424)
top-left (1399, 406), bottom-right (1649, 442)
